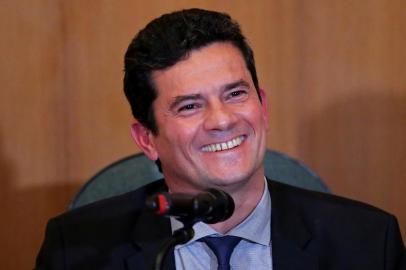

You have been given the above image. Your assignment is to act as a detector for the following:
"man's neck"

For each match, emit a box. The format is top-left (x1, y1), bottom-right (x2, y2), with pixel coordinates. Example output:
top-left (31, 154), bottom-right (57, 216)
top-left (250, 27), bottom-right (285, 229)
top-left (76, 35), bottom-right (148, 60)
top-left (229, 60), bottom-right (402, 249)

top-left (209, 175), bottom-right (265, 234)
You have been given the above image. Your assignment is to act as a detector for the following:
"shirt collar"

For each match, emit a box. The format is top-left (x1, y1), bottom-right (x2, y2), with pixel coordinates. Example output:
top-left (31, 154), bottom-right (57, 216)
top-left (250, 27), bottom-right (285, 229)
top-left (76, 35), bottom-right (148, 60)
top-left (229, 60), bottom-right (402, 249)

top-left (171, 178), bottom-right (271, 248)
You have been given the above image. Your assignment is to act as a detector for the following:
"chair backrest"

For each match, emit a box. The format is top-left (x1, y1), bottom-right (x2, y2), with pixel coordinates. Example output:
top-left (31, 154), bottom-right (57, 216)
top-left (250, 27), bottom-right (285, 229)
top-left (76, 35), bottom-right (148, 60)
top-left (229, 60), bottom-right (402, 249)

top-left (69, 149), bottom-right (329, 209)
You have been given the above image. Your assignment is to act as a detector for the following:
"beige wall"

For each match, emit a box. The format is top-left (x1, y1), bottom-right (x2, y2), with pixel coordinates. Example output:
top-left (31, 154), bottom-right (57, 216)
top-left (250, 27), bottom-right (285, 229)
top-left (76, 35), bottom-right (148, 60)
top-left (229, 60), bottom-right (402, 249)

top-left (1, 1), bottom-right (405, 268)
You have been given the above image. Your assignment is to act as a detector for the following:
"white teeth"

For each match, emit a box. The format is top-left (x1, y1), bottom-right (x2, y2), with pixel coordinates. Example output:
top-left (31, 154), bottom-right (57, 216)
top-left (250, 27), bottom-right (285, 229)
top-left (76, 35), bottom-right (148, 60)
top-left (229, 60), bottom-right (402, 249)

top-left (201, 136), bottom-right (245, 152)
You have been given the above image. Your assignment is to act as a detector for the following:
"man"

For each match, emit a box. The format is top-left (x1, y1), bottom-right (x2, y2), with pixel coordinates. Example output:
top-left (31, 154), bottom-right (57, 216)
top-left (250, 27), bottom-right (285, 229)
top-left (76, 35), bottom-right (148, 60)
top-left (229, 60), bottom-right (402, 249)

top-left (36, 8), bottom-right (405, 270)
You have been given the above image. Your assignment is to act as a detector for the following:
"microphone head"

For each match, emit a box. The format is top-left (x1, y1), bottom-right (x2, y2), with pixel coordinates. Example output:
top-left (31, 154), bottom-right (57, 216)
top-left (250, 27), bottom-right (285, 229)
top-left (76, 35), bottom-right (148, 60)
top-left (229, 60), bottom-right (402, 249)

top-left (145, 188), bottom-right (235, 225)
top-left (197, 189), bottom-right (235, 224)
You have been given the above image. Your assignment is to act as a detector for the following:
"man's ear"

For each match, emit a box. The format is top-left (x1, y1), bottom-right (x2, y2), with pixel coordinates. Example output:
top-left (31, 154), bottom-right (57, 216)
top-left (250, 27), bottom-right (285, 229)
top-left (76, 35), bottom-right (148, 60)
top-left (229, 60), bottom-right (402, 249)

top-left (130, 122), bottom-right (159, 161)
top-left (259, 88), bottom-right (269, 129)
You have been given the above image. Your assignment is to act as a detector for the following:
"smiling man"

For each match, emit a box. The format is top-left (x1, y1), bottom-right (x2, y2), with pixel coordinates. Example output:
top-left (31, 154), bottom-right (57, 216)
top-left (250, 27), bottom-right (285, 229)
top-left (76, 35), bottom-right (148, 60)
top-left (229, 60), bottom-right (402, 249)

top-left (131, 41), bottom-right (268, 234)
top-left (36, 8), bottom-right (405, 270)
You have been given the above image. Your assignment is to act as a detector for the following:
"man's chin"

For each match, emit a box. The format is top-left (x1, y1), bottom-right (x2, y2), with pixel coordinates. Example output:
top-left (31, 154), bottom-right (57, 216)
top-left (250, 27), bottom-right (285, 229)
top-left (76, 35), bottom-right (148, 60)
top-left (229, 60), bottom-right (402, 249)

top-left (204, 172), bottom-right (253, 190)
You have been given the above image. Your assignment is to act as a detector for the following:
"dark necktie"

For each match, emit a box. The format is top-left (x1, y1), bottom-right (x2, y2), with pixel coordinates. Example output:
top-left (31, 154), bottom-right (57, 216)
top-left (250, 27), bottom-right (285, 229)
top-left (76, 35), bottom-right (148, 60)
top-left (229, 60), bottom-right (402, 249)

top-left (199, 236), bottom-right (242, 270)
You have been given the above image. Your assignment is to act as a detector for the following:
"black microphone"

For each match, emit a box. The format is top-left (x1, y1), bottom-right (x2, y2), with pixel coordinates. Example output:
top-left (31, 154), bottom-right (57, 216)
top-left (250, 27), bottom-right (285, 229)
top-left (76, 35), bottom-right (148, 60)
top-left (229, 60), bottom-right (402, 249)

top-left (146, 189), bottom-right (235, 224)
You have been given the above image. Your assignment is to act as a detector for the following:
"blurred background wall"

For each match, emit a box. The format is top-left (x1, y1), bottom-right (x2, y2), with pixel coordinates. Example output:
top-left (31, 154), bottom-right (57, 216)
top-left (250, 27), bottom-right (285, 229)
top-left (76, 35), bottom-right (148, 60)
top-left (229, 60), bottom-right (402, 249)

top-left (0, 0), bottom-right (405, 268)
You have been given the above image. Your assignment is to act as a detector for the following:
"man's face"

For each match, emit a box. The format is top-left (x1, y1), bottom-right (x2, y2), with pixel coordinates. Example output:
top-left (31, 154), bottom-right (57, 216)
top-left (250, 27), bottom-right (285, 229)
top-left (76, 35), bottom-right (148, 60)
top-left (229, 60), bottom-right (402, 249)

top-left (140, 42), bottom-right (268, 193)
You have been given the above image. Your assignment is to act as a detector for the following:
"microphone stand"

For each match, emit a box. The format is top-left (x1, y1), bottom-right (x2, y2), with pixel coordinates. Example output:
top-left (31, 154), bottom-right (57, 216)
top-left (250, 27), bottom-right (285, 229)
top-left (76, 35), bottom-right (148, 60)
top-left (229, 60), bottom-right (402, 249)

top-left (153, 223), bottom-right (195, 270)
top-left (148, 188), bottom-right (235, 270)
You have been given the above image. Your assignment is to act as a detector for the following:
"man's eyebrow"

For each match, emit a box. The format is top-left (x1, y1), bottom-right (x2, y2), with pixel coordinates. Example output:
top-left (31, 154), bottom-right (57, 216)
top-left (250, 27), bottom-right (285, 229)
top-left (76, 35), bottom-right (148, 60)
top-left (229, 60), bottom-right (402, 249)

top-left (221, 79), bottom-right (250, 91)
top-left (169, 94), bottom-right (202, 110)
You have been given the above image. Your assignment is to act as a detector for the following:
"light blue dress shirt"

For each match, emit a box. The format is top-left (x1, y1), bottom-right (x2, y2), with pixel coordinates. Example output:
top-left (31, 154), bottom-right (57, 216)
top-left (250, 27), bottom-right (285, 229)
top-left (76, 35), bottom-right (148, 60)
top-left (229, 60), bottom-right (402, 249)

top-left (171, 180), bottom-right (273, 269)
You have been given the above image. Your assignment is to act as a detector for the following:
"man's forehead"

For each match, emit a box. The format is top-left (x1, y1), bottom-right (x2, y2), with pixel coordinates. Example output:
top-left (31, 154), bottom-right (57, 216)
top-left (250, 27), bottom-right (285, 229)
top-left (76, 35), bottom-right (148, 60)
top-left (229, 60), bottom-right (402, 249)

top-left (151, 42), bottom-right (252, 97)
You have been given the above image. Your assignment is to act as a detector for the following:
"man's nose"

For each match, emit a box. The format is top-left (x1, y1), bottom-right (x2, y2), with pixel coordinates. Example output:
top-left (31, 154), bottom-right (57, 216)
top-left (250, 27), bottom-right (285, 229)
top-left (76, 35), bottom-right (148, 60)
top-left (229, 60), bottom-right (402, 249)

top-left (203, 102), bottom-right (238, 131)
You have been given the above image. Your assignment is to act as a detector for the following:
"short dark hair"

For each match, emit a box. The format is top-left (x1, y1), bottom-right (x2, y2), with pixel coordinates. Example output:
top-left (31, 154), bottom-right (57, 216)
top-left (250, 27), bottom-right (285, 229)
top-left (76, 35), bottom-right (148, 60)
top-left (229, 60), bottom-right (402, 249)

top-left (123, 8), bottom-right (260, 135)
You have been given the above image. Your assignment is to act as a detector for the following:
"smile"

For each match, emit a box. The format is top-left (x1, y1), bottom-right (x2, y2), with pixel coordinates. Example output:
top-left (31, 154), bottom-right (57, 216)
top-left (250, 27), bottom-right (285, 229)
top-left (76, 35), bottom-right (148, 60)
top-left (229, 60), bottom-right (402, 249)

top-left (201, 135), bottom-right (246, 152)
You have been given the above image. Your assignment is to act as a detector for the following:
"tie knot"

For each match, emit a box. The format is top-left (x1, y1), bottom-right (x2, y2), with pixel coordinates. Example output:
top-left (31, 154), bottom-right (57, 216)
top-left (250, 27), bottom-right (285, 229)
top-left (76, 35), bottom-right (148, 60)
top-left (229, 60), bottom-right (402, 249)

top-left (199, 236), bottom-right (241, 270)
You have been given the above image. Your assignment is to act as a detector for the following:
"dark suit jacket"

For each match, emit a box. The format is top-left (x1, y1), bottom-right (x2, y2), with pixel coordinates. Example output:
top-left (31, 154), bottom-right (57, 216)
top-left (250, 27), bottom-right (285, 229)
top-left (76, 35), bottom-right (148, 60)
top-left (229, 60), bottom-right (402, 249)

top-left (35, 179), bottom-right (405, 270)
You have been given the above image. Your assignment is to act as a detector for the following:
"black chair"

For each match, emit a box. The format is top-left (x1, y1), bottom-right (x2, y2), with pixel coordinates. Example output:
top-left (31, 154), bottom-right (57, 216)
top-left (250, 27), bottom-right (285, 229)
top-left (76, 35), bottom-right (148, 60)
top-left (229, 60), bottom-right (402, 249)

top-left (69, 149), bottom-right (329, 209)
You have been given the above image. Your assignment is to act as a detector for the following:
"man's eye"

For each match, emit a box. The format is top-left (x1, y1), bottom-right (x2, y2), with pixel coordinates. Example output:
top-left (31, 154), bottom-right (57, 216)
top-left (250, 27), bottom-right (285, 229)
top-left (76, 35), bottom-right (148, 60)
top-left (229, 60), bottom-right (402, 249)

top-left (228, 90), bottom-right (247, 99)
top-left (231, 90), bottom-right (243, 96)
top-left (178, 103), bottom-right (200, 112)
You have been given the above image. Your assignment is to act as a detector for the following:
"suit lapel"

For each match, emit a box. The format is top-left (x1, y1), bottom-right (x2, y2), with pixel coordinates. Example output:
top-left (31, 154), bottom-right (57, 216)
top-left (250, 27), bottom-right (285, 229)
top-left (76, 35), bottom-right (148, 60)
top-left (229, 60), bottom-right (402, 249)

top-left (269, 180), bottom-right (319, 270)
top-left (124, 180), bottom-right (176, 270)
top-left (125, 210), bottom-right (175, 270)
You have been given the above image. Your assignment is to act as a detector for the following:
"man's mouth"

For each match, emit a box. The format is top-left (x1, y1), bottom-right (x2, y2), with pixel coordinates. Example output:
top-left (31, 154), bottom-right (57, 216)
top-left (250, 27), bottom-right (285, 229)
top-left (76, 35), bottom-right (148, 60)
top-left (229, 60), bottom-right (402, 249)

top-left (201, 135), bottom-right (246, 152)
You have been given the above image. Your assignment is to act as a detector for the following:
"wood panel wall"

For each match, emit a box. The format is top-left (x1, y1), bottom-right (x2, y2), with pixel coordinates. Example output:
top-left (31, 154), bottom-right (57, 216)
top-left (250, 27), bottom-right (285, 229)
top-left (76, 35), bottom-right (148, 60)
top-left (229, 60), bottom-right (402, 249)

top-left (1, 1), bottom-right (404, 268)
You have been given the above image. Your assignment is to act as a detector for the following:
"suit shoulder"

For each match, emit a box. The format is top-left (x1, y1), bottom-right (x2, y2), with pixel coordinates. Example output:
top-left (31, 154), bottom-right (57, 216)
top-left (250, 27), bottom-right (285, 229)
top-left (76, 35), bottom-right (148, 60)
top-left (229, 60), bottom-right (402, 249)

top-left (53, 179), bottom-right (166, 226)
top-left (268, 180), bottom-right (405, 268)
top-left (269, 179), bottom-right (395, 222)
top-left (36, 180), bottom-right (167, 269)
